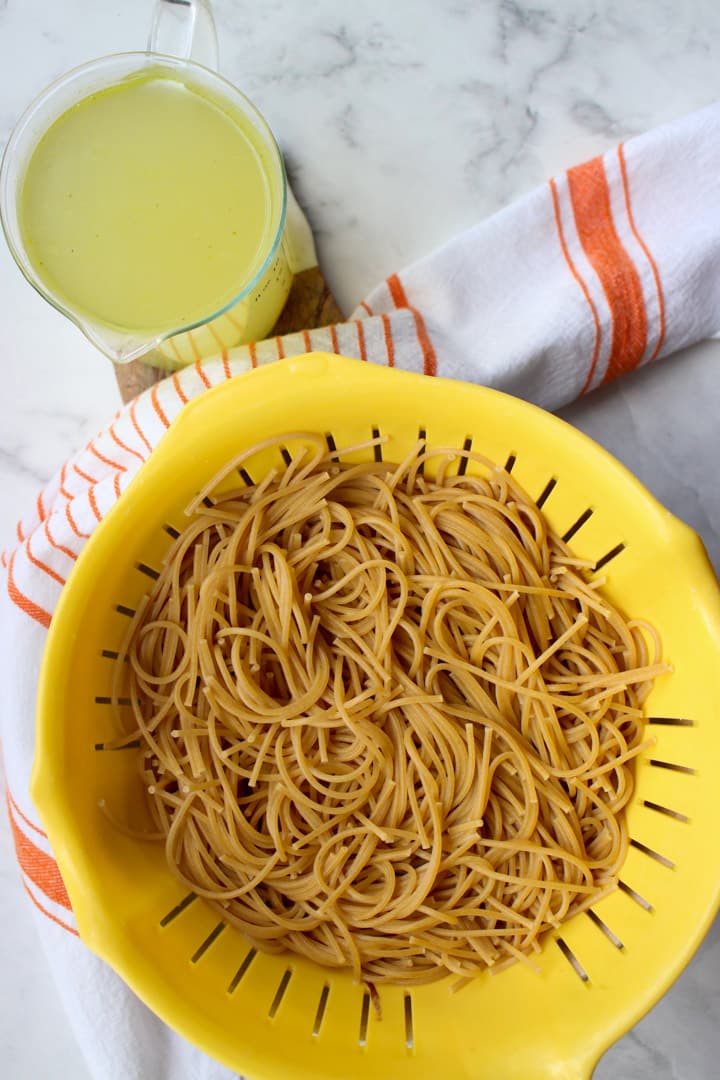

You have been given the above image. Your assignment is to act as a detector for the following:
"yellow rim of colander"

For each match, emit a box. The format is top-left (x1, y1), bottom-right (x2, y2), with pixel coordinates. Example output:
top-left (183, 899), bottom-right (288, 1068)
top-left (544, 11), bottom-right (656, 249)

top-left (33, 354), bottom-right (720, 1080)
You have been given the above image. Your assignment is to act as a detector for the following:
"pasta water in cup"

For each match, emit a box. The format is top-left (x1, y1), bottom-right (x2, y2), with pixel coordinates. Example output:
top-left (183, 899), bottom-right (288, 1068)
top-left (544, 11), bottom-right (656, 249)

top-left (0, 0), bottom-right (292, 369)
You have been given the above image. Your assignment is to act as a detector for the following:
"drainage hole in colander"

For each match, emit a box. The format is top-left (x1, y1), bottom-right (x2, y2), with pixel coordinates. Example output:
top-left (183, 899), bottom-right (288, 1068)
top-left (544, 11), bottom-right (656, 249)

top-left (279, 445), bottom-right (293, 467)
top-left (404, 993), bottom-right (414, 1049)
top-left (562, 507), bottom-right (593, 544)
top-left (556, 937), bottom-right (590, 983)
top-left (135, 561), bottom-right (161, 581)
top-left (649, 758), bottom-right (696, 776)
top-left (358, 990), bottom-right (371, 1047)
top-left (94, 695), bottom-right (131, 706)
top-left (593, 542), bottom-right (625, 572)
top-left (190, 921), bottom-right (226, 964)
top-left (457, 437), bottom-right (473, 476)
top-left (311, 984), bottom-right (331, 1037)
top-left (648, 716), bottom-right (694, 727)
top-left (94, 739), bottom-right (140, 751)
top-left (268, 968), bottom-right (293, 1019)
top-left (629, 838), bottom-right (675, 869)
top-left (585, 908), bottom-right (624, 950)
top-left (643, 799), bottom-right (690, 824)
top-left (535, 476), bottom-right (557, 509)
top-left (159, 891), bottom-right (197, 927)
top-left (164, 524), bottom-right (181, 540)
top-left (227, 947), bottom-right (257, 994)
top-left (416, 427), bottom-right (427, 475)
top-left (115, 603), bottom-right (136, 618)
top-left (295, 430), bottom-right (521, 483)
top-left (618, 879), bottom-right (653, 912)
top-left (238, 467), bottom-right (254, 486)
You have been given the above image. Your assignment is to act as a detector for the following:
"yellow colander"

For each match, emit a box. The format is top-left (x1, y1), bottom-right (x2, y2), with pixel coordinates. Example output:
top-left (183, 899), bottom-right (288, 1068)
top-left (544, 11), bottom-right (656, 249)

top-left (33, 353), bottom-right (720, 1080)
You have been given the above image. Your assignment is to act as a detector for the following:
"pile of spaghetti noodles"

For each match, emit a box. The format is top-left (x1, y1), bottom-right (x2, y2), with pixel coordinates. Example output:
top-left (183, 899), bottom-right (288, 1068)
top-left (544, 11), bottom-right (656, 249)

top-left (115, 433), bottom-right (666, 985)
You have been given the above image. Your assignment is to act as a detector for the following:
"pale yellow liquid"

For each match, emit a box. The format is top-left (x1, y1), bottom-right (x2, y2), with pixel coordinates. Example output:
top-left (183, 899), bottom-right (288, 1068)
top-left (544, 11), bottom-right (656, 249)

top-left (19, 72), bottom-right (280, 334)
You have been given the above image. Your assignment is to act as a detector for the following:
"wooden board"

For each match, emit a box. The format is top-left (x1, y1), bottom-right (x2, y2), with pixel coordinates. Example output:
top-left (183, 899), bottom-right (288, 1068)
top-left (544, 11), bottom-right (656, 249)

top-left (113, 265), bottom-right (345, 404)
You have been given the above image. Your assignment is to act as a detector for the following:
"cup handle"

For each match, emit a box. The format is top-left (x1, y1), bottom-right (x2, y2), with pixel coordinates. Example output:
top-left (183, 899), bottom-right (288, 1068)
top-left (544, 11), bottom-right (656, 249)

top-left (147, 0), bottom-right (219, 70)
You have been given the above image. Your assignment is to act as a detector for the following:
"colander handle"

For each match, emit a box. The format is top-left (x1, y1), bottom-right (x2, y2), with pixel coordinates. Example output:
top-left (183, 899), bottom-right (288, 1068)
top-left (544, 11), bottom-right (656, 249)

top-left (550, 1057), bottom-right (596, 1080)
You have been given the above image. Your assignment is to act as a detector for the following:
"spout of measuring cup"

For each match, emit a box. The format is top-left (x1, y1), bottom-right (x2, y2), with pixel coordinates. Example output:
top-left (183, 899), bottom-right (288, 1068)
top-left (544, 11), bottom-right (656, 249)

top-left (72, 316), bottom-right (164, 365)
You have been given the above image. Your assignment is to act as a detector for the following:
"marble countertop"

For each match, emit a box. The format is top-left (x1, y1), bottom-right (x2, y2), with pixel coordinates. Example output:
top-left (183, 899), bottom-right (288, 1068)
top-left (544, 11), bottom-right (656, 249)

top-left (2, 1), bottom-right (720, 1077)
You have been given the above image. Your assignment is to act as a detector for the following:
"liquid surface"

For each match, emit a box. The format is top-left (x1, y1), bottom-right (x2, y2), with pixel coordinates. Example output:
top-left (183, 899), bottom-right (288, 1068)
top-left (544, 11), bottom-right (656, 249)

top-left (19, 73), bottom-right (279, 334)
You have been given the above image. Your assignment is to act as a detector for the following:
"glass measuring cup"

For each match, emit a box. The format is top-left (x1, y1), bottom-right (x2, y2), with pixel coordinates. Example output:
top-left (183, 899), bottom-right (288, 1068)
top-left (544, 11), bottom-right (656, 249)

top-left (0, 0), bottom-right (293, 369)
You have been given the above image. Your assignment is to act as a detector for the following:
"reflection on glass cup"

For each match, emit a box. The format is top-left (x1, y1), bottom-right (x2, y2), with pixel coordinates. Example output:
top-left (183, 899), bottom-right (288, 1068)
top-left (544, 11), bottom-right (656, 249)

top-left (0, 1), bottom-right (292, 369)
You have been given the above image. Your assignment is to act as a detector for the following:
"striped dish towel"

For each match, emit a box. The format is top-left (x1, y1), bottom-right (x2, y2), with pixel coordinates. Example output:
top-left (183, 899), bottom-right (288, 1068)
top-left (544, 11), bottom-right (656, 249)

top-left (3, 101), bottom-right (720, 1080)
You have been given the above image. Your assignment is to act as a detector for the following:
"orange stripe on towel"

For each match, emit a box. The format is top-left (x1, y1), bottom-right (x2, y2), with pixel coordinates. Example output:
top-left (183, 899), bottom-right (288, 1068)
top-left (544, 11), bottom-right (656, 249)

top-left (7, 792), bottom-right (74, 924)
top-left (6, 550), bottom-right (52, 628)
top-left (109, 420), bottom-right (145, 463)
top-left (617, 143), bottom-right (665, 364)
top-left (129, 400), bottom-right (153, 455)
top-left (194, 360), bottom-right (212, 389)
top-left (387, 274), bottom-right (436, 376)
top-left (64, 502), bottom-right (90, 541)
top-left (73, 463), bottom-right (98, 486)
top-left (567, 157), bottom-right (647, 382)
top-left (549, 178), bottom-right (602, 393)
top-left (172, 372), bottom-right (188, 405)
top-left (44, 517), bottom-right (77, 563)
top-left (381, 313), bottom-right (395, 367)
top-left (25, 533), bottom-right (66, 587)
top-left (87, 486), bottom-right (103, 523)
top-left (22, 880), bottom-right (78, 935)
top-left (88, 439), bottom-right (126, 474)
top-left (8, 789), bottom-right (48, 839)
top-left (150, 383), bottom-right (170, 428)
top-left (355, 320), bottom-right (368, 361)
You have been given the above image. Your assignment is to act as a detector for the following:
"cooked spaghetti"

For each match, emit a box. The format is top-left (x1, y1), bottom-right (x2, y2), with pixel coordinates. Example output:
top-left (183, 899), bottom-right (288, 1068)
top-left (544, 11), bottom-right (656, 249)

top-left (113, 433), bottom-right (666, 984)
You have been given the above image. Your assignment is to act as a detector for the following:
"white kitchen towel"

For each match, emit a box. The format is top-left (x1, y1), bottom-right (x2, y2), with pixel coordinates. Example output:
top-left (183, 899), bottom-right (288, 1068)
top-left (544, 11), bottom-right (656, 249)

top-left (3, 100), bottom-right (720, 1080)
